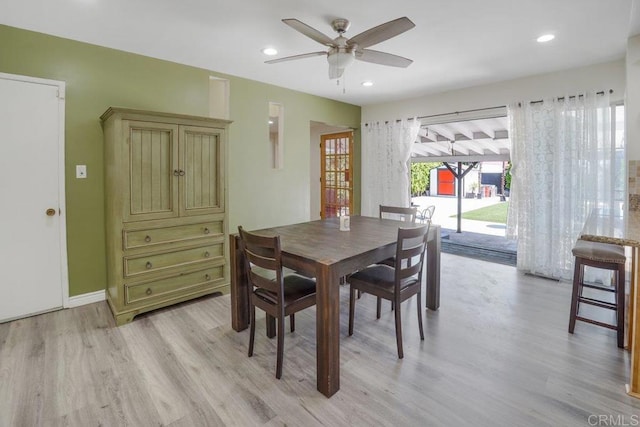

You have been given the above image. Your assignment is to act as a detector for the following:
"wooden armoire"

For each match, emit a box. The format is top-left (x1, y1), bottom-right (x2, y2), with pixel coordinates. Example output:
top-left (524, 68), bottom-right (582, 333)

top-left (101, 108), bottom-right (231, 325)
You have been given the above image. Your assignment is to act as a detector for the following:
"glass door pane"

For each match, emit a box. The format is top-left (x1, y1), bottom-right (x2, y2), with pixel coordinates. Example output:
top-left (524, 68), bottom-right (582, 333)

top-left (321, 131), bottom-right (353, 218)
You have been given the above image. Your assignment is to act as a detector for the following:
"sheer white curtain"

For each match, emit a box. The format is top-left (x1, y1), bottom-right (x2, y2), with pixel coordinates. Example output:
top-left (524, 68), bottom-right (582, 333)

top-left (507, 91), bottom-right (621, 280)
top-left (361, 119), bottom-right (421, 217)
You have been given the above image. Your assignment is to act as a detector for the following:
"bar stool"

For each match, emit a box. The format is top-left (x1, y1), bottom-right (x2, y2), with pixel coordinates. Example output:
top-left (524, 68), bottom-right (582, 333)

top-left (568, 239), bottom-right (626, 348)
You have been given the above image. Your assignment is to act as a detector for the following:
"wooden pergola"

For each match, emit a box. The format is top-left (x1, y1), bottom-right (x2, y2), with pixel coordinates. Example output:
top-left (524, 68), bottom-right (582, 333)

top-left (411, 116), bottom-right (511, 233)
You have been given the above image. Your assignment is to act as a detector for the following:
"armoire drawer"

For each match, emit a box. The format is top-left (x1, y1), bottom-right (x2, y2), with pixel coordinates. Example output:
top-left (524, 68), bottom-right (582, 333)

top-left (125, 266), bottom-right (224, 304)
top-left (124, 244), bottom-right (223, 277)
top-left (123, 221), bottom-right (223, 250)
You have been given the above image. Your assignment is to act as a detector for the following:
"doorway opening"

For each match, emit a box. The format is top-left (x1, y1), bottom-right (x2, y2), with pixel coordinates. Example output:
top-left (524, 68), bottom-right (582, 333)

top-left (411, 114), bottom-right (515, 265)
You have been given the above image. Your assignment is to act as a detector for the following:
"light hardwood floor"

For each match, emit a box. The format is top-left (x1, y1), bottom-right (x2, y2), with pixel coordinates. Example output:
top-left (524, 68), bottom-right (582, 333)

top-left (2, 253), bottom-right (640, 426)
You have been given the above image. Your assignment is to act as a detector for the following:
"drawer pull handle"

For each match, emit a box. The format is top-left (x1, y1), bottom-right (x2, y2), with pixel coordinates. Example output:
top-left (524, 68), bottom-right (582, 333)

top-left (204, 251), bottom-right (210, 258)
top-left (204, 227), bottom-right (210, 235)
top-left (146, 261), bottom-right (153, 269)
top-left (205, 274), bottom-right (211, 280)
top-left (145, 288), bottom-right (152, 296)
top-left (145, 235), bottom-right (151, 242)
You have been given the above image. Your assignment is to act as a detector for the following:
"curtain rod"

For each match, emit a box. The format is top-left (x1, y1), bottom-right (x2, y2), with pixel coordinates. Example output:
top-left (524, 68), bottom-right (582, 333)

top-left (364, 89), bottom-right (614, 126)
top-left (364, 105), bottom-right (505, 125)
top-left (416, 105), bottom-right (506, 121)
top-left (523, 89), bottom-right (613, 106)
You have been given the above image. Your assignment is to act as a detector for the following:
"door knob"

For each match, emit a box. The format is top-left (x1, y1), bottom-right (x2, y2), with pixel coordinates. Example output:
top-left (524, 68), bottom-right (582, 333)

top-left (46, 208), bottom-right (56, 216)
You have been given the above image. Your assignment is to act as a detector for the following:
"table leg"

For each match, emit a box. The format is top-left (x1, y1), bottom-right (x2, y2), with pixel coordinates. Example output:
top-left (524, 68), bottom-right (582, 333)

top-left (426, 224), bottom-right (441, 311)
top-left (230, 234), bottom-right (249, 331)
top-left (266, 314), bottom-right (276, 338)
top-left (316, 264), bottom-right (340, 397)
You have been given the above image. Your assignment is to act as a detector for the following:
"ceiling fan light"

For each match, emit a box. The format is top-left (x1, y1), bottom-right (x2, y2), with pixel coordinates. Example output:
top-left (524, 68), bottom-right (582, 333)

top-left (262, 47), bottom-right (278, 56)
top-left (361, 81), bottom-right (374, 87)
top-left (327, 49), bottom-right (355, 69)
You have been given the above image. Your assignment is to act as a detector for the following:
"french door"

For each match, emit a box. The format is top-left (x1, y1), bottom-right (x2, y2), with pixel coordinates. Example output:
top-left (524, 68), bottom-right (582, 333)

top-left (320, 131), bottom-right (353, 218)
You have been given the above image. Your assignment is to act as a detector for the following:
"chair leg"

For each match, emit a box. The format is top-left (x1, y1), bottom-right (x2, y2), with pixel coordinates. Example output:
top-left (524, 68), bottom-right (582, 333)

top-left (617, 264), bottom-right (626, 348)
top-left (290, 314), bottom-right (295, 333)
top-left (248, 303), bottom-right (256, 357)
top-left (376, 297), bottom-right (382, 319)
top-left (276, 315), bottom-right (285, 379)
top-left (349, 286), bottom-right (356, 336)
top-left (416, 291), bottom-right (424, 340)
top-left (394, 298), bottom-right (404, 359)
top-left (575, 260), bottom-right (587, 321)
top-left (568, 260), bottom-right (581, 334)
top-left (357, 289), bottom-right (362, 299)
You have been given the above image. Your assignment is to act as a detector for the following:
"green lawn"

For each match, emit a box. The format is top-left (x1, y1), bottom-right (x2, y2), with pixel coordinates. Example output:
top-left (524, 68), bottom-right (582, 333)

top-left (450, 202), bottom-right (509, 224)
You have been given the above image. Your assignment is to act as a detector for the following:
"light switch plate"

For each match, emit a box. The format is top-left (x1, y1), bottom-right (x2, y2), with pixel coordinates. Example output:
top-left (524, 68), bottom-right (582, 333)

top-left (76, 165), bottom-right (87, 179)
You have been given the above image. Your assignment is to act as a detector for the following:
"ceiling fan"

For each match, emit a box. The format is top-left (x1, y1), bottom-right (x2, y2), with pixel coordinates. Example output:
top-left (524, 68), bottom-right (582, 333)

top-left (266, 17), bottom-right (415, 79)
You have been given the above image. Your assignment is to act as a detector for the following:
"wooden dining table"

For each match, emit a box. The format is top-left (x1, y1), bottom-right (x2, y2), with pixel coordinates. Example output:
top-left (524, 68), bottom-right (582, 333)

top-left (229, 215), bottom-right (441, 397)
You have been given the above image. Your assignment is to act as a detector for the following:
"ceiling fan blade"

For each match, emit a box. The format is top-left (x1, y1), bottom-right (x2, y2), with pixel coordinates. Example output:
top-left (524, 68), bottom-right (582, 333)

top-left (328, 66), bottom-right (345, 80)
top-left (347, 17), bottom-right (415, 49)
top-left (282, 19), bottom-right (335, 47)
top-left (265, 51), bottom-right (327, 64)
top-left (356, 49), bottom-right (413, 67)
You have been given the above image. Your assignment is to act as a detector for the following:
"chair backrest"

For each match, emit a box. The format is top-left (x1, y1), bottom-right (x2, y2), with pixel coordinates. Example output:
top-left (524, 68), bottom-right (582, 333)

top-left (379, 205), bottom-right (417, 223)
top-left (394, 223), bottom-right (430, 289)
top-left (238, 226), bottom-right (284, 297)
top-left (424, 205), bottom-right (435, 220)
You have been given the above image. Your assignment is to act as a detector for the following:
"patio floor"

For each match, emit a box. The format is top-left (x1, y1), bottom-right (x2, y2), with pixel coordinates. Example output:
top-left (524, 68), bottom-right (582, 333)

top-left (441, 228), bottom-right (517, 266)
top-left (412, 195), bottom-right (517, 266)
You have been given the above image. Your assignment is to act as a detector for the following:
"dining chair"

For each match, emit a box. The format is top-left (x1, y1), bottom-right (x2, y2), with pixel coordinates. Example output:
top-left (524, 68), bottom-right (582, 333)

top-left (238, 226), bottom-right (317, 379)
top-left (370, 205), bottom-right (419, 312)
top-left (417, 205), bottom-right (436, 224)
top-left (377, 205), bottom-right (417, 269)
top-left (348, 223), bottom-right (430, 358)
top-left (379, 205), bottom-right (418, 223)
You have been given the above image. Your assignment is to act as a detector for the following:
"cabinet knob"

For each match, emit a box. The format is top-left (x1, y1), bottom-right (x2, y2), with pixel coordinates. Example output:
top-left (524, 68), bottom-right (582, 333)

top-left (203, 227), bottom-right (210, 235)
top-left (146, 261), bottom-right (153, 269)
top-left (46, 208), bottom-right (57, 216)
top-left (205, 274), bottom-right (211, 281)
top-left (145, 288), bottom-right (152, 295)
top-left (204, 251), bottom-right (210, 258)
top-left (144, 235), bottom-right (151, 243)
top-left (173, 169), bottom-right (180, 176)
top-left (179, 170), bottom-right (185, 176)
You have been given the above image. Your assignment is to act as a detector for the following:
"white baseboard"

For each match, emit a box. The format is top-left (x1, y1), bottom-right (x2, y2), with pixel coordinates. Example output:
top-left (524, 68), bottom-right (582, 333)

top-left (67, 289), bottom-right (106, 308)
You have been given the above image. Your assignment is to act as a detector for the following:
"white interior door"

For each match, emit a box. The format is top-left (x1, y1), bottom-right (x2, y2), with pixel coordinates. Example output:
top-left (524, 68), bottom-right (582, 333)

top-left (0, 74), bottom-right (67, 323)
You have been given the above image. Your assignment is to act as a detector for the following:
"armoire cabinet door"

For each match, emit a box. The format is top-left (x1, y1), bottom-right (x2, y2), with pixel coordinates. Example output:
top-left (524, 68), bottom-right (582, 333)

top-left (180, 125), bottom-right (225, 216)
top-left (124, 120), bottom-right (180, 222)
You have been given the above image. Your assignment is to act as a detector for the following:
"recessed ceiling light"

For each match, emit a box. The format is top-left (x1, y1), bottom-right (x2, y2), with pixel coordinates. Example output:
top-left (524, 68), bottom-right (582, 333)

top-left (536, 34), bottom-right (555, 43)
top-left (262, 47), bottom-right (278, 56)
top-left (361, 81), bottom-right (374, 87)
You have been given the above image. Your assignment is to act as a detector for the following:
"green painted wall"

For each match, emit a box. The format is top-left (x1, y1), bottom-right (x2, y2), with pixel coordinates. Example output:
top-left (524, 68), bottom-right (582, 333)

top-left (0, 24), bottom-right (361, 297)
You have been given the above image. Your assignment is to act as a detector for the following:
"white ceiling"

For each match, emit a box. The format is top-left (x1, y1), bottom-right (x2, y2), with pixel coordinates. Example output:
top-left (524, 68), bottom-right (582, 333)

top-left (1, 0), bottom-right (638, 106)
